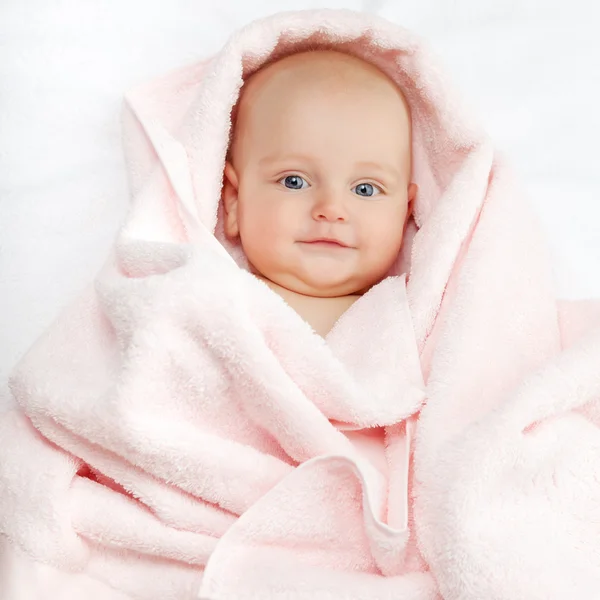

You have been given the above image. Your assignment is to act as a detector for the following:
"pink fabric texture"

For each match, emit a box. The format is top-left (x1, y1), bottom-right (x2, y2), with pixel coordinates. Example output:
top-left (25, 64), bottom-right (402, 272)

top-left (2, 8), bottom-right (600, 600)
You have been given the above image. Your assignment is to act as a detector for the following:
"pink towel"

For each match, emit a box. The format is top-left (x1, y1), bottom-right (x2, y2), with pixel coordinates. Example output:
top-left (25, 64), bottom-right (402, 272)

top-left (2, 8), bottom-right (600, 600)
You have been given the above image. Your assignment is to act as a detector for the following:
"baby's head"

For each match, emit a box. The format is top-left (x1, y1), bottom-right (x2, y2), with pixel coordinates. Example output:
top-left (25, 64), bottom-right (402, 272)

top-left (222, 49), bottom-right (417, 298)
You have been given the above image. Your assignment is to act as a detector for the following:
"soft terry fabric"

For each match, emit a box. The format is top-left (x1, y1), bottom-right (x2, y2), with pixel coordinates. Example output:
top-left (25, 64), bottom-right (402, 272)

top-left (2, 8), bottom-right (600, 600)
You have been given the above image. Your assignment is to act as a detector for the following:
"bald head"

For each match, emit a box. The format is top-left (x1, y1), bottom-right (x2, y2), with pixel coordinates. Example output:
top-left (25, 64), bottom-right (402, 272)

top-left (229, 50), bottom-right (412, 177)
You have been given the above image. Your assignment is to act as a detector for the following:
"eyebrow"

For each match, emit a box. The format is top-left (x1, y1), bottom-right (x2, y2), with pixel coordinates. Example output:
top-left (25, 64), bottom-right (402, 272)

top-left (354, 161), bottom-right (401, 180)
top-left (258, 153), bottom-right (314, 167)
top-left (259, 155), bottom-right (401, 180)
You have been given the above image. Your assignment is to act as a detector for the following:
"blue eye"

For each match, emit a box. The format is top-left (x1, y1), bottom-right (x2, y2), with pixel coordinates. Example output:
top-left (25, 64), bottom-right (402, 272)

top-left (279, 175), bottom-right (309, 190)
top-left (352, 183), bottom-right (381, 197)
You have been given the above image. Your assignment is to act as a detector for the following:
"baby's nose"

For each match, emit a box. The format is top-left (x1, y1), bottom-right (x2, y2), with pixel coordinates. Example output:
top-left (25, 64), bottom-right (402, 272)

top-left (311, 191), bottom-right (348, 222)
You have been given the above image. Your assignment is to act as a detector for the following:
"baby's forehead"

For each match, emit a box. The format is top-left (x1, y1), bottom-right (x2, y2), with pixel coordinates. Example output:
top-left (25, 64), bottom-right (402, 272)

top-left (235, 51), bottom-right (409, 127)
top-left (228, 50), bottom-right (412, 164)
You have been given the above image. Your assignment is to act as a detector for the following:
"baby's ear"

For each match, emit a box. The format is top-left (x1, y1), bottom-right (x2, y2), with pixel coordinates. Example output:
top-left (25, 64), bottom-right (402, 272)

top-left (222, 161), bottom-right (240, 239)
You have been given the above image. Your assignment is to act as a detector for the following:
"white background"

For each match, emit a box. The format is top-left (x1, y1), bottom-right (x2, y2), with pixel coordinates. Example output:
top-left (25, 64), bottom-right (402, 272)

top-left (1, 0), bottom-right (599, 411)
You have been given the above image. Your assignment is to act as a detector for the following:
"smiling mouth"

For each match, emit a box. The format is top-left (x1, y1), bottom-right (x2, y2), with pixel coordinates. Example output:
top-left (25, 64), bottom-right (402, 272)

top-left (300, 239), bottom-right (350, 248)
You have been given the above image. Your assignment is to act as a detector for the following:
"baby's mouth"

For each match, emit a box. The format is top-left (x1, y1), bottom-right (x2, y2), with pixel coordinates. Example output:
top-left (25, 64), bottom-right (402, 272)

top-left (300, 237), bottom-right (350, 248)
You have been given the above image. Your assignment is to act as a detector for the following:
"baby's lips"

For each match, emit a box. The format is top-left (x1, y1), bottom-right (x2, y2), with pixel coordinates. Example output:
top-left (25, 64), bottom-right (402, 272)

top-left (300, 237), bottom-right (351, 247)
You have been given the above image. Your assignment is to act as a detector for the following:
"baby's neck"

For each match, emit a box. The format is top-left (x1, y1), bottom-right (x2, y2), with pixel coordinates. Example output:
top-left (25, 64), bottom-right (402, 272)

top-left (255, 276), bottom-right (361, 338)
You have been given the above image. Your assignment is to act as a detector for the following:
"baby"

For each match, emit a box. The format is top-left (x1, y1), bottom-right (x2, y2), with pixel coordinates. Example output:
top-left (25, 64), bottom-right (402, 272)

top-left (222, 49), bottom-right (418, 337)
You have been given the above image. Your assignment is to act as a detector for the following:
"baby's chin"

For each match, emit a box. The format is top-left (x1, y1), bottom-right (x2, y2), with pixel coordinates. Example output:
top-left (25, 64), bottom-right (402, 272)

top-left (274, 271), bottom-right (375, 298)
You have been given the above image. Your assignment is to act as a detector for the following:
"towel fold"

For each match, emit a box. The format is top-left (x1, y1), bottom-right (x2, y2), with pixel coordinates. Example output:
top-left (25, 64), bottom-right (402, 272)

top-left (1, 8), bottom-right (600, 600)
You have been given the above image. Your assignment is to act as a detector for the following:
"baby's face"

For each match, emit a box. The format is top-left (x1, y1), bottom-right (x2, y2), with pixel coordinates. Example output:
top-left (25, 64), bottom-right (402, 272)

top-left (223, 50), bottom-right (417, 298)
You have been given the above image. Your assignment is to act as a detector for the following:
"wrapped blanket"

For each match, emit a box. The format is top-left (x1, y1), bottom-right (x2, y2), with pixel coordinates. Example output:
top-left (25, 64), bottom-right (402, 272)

top-left (2, 8), bottom-right (600, 600)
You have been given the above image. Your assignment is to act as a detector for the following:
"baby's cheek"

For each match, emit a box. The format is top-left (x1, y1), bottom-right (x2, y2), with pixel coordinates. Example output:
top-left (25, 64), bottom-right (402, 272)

top-left (370, 213), bottom-right (403, 243)
top-left (242, 200), bottom-right (276, 236)
top-left (263, 203), bottom-right (297, 239)
top-left (367, 220), bottom-right (405, 264)
top-left (242, 205), bottom-right (289, 260)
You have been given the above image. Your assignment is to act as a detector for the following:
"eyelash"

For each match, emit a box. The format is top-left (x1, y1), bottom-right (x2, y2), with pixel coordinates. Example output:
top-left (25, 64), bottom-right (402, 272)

top-left (276, 174), bottom-right (384, 196)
